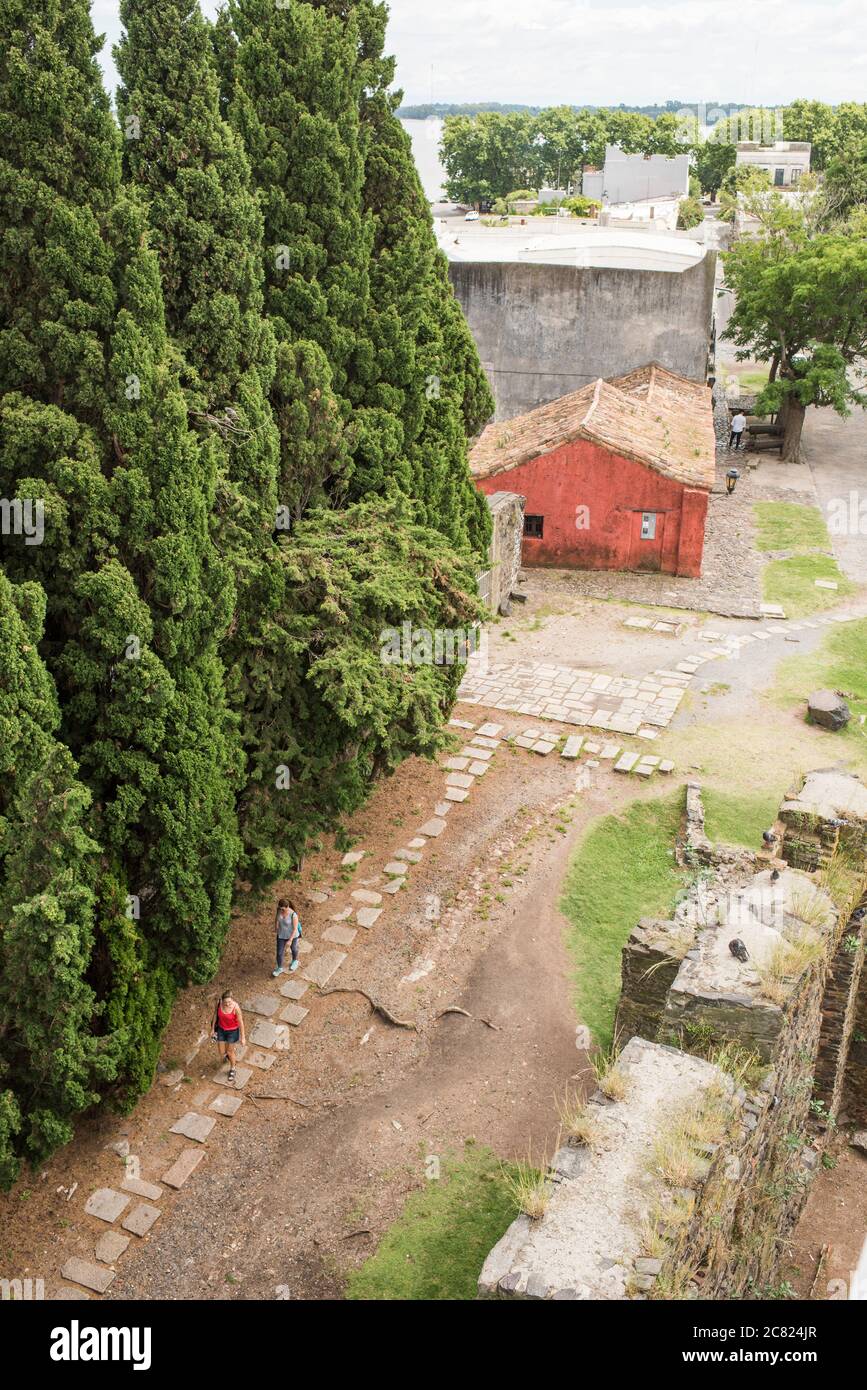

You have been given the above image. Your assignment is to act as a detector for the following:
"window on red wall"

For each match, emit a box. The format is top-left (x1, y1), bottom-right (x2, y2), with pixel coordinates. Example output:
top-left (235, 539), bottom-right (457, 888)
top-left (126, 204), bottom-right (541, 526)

top-left (524, 514), bottom-right (544, 538)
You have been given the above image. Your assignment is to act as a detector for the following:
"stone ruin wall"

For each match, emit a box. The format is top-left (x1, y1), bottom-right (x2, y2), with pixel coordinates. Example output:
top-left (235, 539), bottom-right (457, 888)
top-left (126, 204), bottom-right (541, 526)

top-left (480, 770), bottom-right (867, 1300)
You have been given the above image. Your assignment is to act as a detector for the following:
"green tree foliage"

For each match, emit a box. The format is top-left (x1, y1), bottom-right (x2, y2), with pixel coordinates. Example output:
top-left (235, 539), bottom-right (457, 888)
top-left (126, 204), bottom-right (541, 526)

top-left (0, 0), bottom-right (241, 1174)
top-left (676, 196), bottom-right (705, 230)
top-left (724, 198), bottom-right (867, 459)
top-left (0, 571), bottom-right (112, 1186)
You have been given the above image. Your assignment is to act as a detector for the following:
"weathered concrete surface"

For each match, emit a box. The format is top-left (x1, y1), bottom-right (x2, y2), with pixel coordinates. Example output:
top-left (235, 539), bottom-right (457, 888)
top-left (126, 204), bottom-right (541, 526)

top-left (478, 1037), bottom-right (727, 1299)
top-left (450, 254), bottom-right (716, 420)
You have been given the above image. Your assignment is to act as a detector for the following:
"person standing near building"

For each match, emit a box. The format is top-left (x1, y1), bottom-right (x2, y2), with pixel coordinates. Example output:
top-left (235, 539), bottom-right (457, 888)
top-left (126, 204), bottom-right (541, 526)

top-left (273, 898), bottom-right (302, 977)
top-left (729, 410), bottom-right (747, 450)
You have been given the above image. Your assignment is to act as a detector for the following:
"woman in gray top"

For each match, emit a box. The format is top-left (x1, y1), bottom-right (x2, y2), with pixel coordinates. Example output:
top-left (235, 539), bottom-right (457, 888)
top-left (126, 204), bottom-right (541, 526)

top-left (273, 898), bottom-right (302, 977)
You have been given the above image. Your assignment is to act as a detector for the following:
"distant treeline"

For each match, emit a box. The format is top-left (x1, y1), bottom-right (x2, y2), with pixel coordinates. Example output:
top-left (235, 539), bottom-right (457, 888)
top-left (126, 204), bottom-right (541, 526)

top-left (398, 100), bottom-right (750, 121)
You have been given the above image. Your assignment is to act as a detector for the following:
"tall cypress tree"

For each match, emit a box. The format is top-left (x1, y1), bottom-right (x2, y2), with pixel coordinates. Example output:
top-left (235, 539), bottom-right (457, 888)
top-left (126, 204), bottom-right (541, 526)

top-left (1, 0), bottom-right (240, 1145)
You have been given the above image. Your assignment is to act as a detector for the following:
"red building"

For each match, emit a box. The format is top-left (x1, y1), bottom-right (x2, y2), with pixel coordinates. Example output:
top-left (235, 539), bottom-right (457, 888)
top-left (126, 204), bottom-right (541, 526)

top-left (470, 364), bottom-right (715, 578)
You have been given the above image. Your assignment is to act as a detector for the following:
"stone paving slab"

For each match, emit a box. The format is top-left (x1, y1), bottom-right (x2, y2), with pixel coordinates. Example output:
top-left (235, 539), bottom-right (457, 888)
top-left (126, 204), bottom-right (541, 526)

top-left (357, 906), bottom-right (383, 927)
top-left (61, 1258), bottom-right (115, 1295)
top-left (249, 1020), bottom-right (280, 1049)
top-left (210, 1092), bottom-right (246, 1116)
top-left (561, 736), bottom-right (583, 758)
top-left (306, 889), bottom-right (331, 904)
top-left (162, 1148), bottom-right (207, 1189)
top-left (341, 850), bottom-right (365, 866)
top-left (472, 735), bottom-right (500, 749)
top-left (297, 939), bottom-right (314, 955)
top-left (279, 1003), bottom-right (310, 1027)
top-left (329, 906), bottom-right (353, 922)
top-left (395, 848), bottom-right (422, 862)
top-left (170, 1112), bottom-right (216, 1143)
top-left (302, 950), bottom-right (347, 986)
top-left (122, 1203), bottom-right (161, 1237)
top-left (533, 740), bottom-right (556, 755)
top-left (381, 880), bottom-right (403, 895)
top-left (408, 837), bottom-right (427, 849)
top-left (212, 1065), bottom-right (253, 1089)
top-left (420, 817), bottom-right (447, 837)
top-left (244, 1048), bottom-right (277, 1070)
top-left (462, 744), bottom-right (492, 760)
top-left (434, 802), bottom-right (452, 817)
top-left (469, 761), bottom-right (490, 776)
top-left (446, 771), bottom-right (474, 788)
top-left (192, 1088), bottom-right (214, 1107)
top-left (515, 736), bottom-right (535, 749)
top-left (84, 1189), bottom-right (131, 1224)
top-left (159, 1068), bottom-right (184, 1088)
top-left (95, 1231), bottom-right (131, 1265)
top-left (324, 924), bottom-right (357, 946)
top-left (352, 888), bottom-right (382, 906)
top-left (446, 788), bottom-right (470, 802)
top-left (614, 753), bottom-right (640, 773)
top-left (242, 994), bottom-right (281, 1017)
top-left (477, 722), bottom-right (503, 737)
top-left (449, 717), bottom-right (475, 729)
top-left (444, 756), bottom-right (470, 771)
top-left (121, 1176), bottom-right (163, 1201)
top-left (279, 977), bottom-right (310, 1000)
top-left (384, 860), bottom-right (408, 875)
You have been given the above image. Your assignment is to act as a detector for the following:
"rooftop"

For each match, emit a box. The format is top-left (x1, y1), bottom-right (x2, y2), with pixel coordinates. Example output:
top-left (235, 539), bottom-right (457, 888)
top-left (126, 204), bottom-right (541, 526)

top-left (440, 223), bottom-right (707, 272)
top-left (469, 362), bottom-right (716, 490)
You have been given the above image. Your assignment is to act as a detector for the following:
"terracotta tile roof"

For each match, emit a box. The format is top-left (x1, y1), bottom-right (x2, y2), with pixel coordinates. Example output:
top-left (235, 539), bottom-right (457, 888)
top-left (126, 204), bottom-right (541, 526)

top-left (470, 362), bottom-right (715, 490)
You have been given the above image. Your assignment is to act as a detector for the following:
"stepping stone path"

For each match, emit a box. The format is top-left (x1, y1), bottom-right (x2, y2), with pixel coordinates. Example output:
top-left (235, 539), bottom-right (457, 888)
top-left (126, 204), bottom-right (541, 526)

top-left (280, 1003), bottom-right (309, 1027)
top-left (243, 994), bottom-right (281, 1017)
top-left (302, 950), bottom-right (347, 986)
top-left (280, 977), bottom-right (310, 999)
top-left (444, 756), bottom-right (470, 771)
top-left (122, 1176), bottom-right (163, 1201)
top-left (123, 1204), bottom-right (161, 1237)
top-left (446, 771), bottom-right (474, 788)
top-left (420, 817), bottom-right (447, 837)
top-left (212, 1065), bottom-right (253, 1089)
top-left (384, 861), bottom-right (408, 875)
top-left (434, 803), bottom-right (452, 818)
top-left (244, 1049), bottom-right (276, 1071)
top-left (210, 1093), bottom-right (245, 1116)
top-left (170, 1112), bottom-right (216, 1143)
top-left (381, 880), bottom-right (403, 895)
top-left (463, 744), bottom-right (492, 760)
top-left (446, 788), bottom-right (469, 802)
top-left (249, 1020), bottom-right (280, 1049)
top-left (324, 924), bottom-right (357, 946)
top-left (395, 848), bottom-right (422, 862)
top-left (356, 906), bottom-right (383, 927)
top-left (351, 889), bottom-right (382, 907)
top-left (162, 1149), bottom-right (206, 1190)
top-left (85, 1189), bottom-right (131, 1224)
top-left (469, 761), bottom-right (489, 776)
top-left (95, 1231), bottom-right (130, 1264)
top-left (61, 1258), bottom-right (115, 1295)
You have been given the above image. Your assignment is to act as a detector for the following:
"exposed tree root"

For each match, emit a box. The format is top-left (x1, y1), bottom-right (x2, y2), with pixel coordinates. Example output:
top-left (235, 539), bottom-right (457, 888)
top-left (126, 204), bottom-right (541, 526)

top-left (319, 987), bottom-right (418, 1030)
top-left (435, 1006), bottom-right (502, 1030)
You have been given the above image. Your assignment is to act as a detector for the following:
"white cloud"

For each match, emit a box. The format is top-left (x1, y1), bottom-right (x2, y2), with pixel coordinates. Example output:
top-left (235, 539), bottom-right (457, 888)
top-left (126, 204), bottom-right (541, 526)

top-left (92, 0), bottom-right (867, 108)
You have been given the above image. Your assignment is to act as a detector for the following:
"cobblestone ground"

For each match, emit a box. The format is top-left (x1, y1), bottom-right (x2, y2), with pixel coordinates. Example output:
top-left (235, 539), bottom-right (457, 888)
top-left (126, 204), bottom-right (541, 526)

top-left (526, 396), bottom-right (810, 619)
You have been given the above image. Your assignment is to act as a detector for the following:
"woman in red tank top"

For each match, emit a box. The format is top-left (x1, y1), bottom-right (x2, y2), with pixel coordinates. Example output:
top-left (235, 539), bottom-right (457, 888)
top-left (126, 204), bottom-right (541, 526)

top-left (212, 991), bottom-right (246, 1082)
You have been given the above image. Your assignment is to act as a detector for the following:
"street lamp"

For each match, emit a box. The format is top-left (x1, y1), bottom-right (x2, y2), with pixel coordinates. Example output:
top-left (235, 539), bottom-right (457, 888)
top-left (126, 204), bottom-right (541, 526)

top-left (726, 468), bottom-right (740, 495)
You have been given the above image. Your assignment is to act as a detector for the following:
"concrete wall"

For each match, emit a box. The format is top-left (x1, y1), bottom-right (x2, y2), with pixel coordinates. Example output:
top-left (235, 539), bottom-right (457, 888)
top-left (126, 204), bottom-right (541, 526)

top-left (482, 491), bottom-right (525, 615)
top-left (449, 253), bottom-right (716, 421)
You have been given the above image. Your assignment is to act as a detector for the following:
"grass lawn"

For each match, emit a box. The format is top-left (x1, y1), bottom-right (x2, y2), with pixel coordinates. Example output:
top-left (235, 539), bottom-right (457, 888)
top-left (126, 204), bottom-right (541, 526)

top-left (559, 792), bottom-right (686, 1050)
top-left (702, 788), bottom-right (779, 849)
top-left (762, 553), bottom-right (855, 618)
top-left (753, 502), bottom-right (832, 553)
top-left (345, 1144), bottom-right (519, 1300)
top-left (772, 616), bottom-right (867, 750)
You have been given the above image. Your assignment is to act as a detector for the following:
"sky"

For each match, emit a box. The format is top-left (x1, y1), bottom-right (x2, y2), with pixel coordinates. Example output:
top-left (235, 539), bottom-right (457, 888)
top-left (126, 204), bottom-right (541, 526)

top-left (93, 0), bottom-right (866, 108)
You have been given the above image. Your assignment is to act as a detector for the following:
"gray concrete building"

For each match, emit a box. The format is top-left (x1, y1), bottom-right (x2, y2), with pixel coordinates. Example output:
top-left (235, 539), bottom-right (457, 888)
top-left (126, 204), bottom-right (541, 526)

top-left (446, 228), bottom-right (716, 421)
top-left (735, 141), bottom-right (812, 186)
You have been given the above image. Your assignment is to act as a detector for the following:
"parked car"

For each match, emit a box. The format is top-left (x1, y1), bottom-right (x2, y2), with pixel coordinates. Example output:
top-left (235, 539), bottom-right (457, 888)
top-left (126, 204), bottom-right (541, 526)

top-left (464, 210), bottom-right (480, 222)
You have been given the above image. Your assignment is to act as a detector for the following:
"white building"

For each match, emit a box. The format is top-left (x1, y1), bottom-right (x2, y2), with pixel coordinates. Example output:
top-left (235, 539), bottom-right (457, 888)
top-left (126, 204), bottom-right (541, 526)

top-left (582, 144), bottom-right (691, 206)
top-left (735, 141), bottom-right (812, 187)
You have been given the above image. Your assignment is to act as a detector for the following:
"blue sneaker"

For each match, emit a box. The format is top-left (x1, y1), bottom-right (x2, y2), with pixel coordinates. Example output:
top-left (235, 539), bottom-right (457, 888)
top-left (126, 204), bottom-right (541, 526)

top-left (272, 966), bottom-right (285, 977)
top-left (289, 960), bottom-right (299, 973)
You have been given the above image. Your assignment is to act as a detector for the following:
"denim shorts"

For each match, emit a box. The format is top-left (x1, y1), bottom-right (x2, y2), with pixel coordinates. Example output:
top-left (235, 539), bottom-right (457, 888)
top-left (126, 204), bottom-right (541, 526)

top-left (216, 1026), bottom-right (240, 1043)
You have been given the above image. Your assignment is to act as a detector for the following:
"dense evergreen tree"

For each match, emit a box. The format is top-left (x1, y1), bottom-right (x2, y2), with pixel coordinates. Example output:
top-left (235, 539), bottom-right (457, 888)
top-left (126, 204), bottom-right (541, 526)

top-left (0, 0), bottom-right (241, 1167)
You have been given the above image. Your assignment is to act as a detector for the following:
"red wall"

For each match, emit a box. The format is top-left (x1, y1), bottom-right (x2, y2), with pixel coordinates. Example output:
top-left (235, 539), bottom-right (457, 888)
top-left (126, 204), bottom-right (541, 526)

top-left (476, 438), bottom-right (708, 578)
